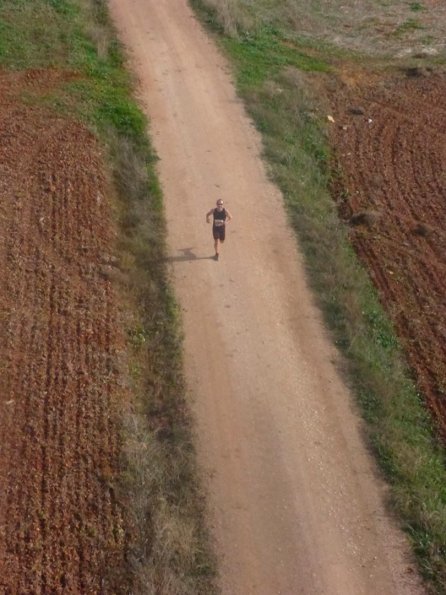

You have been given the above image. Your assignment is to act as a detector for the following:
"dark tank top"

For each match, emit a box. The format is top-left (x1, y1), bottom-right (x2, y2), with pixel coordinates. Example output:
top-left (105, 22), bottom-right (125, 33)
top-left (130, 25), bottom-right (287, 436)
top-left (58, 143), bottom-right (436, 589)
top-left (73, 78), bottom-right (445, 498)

top-left (213, 208), bottom-right (226, 224)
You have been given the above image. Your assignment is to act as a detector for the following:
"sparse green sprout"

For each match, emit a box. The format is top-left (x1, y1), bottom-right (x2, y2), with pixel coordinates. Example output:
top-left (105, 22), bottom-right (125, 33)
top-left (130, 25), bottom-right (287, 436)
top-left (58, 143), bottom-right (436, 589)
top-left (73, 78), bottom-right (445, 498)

top-left (409, 2), bottom-right (425, 12)
top-left (394, 18), bottom-right (424, 36)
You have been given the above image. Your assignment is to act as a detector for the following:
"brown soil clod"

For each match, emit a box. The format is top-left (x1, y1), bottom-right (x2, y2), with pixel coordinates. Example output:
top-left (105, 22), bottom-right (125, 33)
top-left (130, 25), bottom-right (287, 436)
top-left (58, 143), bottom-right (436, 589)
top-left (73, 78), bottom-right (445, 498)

top-left (370, 174), bottom-right (385, 189)
top-left (350, 210), bottom-right (381, 228)
top-left (348, 105), bottom-right (366, 115)
top-left (412, 221), bottom-right (435, 237)
top-left (404, 66), bottom-right (431, 78)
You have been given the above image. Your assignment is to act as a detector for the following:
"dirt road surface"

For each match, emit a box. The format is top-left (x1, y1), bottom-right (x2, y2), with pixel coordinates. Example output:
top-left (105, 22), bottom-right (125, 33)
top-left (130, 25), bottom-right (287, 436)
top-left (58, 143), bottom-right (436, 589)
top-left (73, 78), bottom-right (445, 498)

top-left (109, 1), bottom-right (424, 593)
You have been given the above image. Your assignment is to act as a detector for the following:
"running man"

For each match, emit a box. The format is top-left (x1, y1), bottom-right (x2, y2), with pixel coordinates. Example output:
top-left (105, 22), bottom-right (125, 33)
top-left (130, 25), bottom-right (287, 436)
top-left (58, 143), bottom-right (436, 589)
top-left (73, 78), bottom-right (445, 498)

top-left (206, 199), bottom-right (233, 260)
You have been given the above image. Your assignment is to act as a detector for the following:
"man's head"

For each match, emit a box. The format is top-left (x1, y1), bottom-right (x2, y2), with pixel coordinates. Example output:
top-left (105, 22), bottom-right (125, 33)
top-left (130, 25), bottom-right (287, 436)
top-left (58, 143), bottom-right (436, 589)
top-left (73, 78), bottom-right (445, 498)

top-left (216, 200), bottom-right (224, 209)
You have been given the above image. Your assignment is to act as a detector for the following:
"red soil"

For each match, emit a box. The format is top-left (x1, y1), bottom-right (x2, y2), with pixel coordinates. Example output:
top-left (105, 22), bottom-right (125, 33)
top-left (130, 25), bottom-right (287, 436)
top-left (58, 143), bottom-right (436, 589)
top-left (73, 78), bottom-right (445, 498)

top-left (331, 71), bottom-right (446, 440)
top-left (0, 71), bottom-right (128, 593)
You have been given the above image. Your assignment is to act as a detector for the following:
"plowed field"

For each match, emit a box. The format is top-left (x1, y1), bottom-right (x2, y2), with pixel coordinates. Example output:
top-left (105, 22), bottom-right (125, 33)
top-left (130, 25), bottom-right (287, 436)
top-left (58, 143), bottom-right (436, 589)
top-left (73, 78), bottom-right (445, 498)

top-left (0, 71), bottom-right (128, 593)
top-left (331, 71), bottom-right (446, 439)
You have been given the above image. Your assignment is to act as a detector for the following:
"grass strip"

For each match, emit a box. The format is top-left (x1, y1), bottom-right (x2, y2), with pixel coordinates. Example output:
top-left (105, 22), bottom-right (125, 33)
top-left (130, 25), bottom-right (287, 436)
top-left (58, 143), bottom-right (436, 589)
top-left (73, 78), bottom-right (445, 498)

top-left (190, 1), bottom-right (446, 592)
top-left (0, 0), bottom-right (217, 592)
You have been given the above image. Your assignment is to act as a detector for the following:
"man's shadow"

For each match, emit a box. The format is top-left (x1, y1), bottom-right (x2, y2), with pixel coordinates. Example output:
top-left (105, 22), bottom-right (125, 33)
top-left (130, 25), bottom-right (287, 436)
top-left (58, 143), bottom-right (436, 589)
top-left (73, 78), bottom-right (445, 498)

top-left (164, 248), bottom-right (214, 263)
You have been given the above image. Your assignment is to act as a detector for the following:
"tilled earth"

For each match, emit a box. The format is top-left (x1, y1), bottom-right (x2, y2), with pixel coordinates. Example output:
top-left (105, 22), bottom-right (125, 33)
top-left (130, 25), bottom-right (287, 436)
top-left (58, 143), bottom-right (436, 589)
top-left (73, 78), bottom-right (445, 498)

top-left (331, 70), bottom-right (446, 440)
top-left (0, 71), bottom-right (128, 593)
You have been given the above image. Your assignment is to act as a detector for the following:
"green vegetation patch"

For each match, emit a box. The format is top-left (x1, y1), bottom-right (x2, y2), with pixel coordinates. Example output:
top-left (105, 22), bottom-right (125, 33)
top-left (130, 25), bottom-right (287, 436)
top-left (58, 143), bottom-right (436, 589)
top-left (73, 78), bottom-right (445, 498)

top-left (224, 26), bottom-right (330, 89)
top-left (394, 17), bottom-right (425, 36)
top-left (0, 0), bottom-right (79, 68)
top-left (409, 2), bottom-right (426, 12)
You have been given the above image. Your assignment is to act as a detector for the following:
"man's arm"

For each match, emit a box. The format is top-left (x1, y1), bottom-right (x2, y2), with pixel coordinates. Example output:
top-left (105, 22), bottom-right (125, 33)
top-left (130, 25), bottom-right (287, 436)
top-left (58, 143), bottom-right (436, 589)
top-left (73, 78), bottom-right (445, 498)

top-left (225, 209), bottom-right (233, 223)
top-left (206, 208), bottom-right (214, 223)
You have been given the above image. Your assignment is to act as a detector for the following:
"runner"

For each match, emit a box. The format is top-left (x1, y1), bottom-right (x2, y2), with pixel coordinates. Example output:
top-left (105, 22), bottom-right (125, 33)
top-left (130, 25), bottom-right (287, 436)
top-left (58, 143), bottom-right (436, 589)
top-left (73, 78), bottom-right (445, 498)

top-left (206, 199), bottom-right (232, 260)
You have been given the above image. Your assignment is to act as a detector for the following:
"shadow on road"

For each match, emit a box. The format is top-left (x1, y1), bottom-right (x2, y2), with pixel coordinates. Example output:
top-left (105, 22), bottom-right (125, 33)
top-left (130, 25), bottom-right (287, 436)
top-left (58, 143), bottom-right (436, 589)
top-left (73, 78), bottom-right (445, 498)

top-left (164, 248), bottom-right (215, 263)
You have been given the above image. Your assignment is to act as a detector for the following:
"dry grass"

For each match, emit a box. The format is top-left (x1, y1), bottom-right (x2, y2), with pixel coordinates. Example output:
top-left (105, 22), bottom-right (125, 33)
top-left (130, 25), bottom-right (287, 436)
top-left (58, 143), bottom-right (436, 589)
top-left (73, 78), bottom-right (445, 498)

top-left (197, 0), bottom-right (250, 35)
top-left (194, 0), bottom-right (446, 58)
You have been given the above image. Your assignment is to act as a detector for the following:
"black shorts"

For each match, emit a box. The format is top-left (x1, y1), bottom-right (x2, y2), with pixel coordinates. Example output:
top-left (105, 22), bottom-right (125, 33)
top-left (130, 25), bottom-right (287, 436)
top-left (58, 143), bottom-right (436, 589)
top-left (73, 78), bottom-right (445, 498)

top-left (213, 225), bottom-right (225, 241)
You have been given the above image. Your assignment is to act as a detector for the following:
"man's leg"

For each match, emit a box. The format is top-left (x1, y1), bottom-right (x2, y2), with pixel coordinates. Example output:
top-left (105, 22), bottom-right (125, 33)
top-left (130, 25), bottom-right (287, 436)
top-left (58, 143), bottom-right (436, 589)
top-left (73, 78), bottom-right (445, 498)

top-left (218, 230), bottom-right (225, 257)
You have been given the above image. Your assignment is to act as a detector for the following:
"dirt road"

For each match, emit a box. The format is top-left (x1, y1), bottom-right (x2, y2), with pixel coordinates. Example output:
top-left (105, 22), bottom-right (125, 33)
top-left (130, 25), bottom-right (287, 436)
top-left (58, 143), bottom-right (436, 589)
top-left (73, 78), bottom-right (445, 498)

top-left (109, 1), bottom-right (423, 593)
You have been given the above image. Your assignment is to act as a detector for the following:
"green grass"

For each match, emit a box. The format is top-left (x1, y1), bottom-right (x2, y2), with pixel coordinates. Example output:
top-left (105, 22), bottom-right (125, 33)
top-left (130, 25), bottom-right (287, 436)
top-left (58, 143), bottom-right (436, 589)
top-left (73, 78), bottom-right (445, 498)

top-left (190, 0), bottom-right (446, 592)
top-left (409, 2), bottom-right (426, 12)
top-left (394, 17), bottom-right (425, 36)
top-left (223, 26), bottom-right (330, 89)
top-left (0, 0), bottom-right (217, 592)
